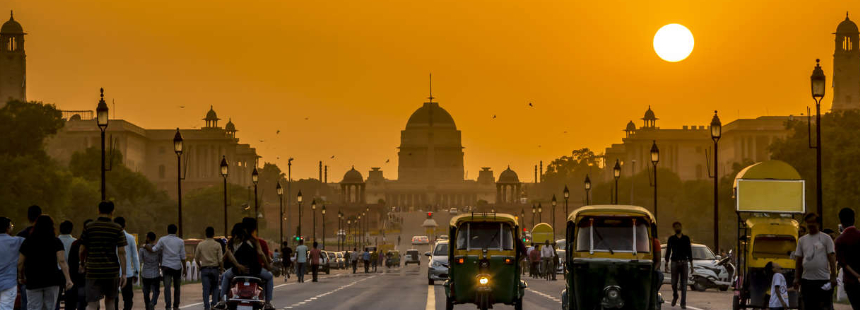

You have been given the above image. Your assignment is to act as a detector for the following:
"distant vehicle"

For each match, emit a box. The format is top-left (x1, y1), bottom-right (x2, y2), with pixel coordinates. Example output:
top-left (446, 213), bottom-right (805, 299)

top-left (412, 236), bottom-right (430, 245)
top-left (659, 243), bottom-right (728, 288)
top-left (449, 208), bottom-right (459, 214)
top-left (326, 251), bottom-right (339, 270)
top-left (438, 235), bottom-right (449, 241)
top-left (334, 252), bottom-right (346, 269)
top-left (318, 250), bottom-right (330, 274)
top-left (426, 241), bottom-right (449, 285)
top-left (404, 249), bottom-right (421, 266)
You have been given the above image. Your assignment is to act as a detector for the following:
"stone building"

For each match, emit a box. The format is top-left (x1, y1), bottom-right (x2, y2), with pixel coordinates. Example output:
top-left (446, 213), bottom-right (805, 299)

top-left (602, 107), bottom-right (792, 182)
top-left (47, 104), bottom-right (260, 197)
top-left (833, 13), bottom-right (860, 111)
top-left (0, 11), bottom-right (26, 106)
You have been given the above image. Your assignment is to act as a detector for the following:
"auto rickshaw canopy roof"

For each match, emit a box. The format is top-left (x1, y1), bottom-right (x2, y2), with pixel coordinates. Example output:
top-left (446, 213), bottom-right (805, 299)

top-left (449, 212), bottom-right (518, 227)
top-left (734, 160), bottom-right (802, 182)
top-left (531, 223), bottom-right (554, 244)
top-left (567, 205), bottom-right (655, 223)
top-left (734, 160), bottom-right (805, 214)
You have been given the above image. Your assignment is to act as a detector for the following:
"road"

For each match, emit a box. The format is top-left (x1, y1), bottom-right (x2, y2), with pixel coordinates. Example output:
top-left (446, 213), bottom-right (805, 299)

top-left (125, 211), bottom-right (852, 310)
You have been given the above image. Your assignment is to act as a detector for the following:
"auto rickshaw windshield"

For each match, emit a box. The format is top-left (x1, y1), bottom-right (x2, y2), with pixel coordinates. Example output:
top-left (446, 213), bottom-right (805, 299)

top-left (752, 235), bottom-right (796, 259)
top-left (575, 217), bottom-right (650, 253)
top-left (455, 222), bottom-right (514, 250)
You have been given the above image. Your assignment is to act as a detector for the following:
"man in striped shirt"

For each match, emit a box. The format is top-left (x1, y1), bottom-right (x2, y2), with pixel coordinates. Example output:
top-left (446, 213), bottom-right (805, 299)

top-left (79, 201), bottom-right (128, 310)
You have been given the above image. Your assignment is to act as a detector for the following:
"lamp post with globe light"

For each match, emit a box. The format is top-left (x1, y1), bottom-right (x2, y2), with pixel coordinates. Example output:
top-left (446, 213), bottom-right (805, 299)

top-left (322, 205), bottom-right (326, 250)
top-left (312, 200), bottom-right (317, 241)
top-left (173, 129), bottom-right (185, 237)
top-left (584, 175), bottom-right (591, 205)
top-left (277, 182), bottom-right (284, 244)
top-left (96, 88), bottom-right (109, 201)
top-left (221, 156), bottom-right (229, 236)
top-left (297, 191), bottom-right (303, 239)
top-left (563, 186), bottom-right (570, 220)
top-left (613, 159), bottom-right (621, 205)
top-left (650, 141), bottom-right (660, 224)
top-left (710, 112), bottom-right (722, 249)
top-left (252, 167), bottom-right (259, 217)
top-left (809, 59), bottom-right (826, 220)
top-left (551, 195), bottom-right (557, 239)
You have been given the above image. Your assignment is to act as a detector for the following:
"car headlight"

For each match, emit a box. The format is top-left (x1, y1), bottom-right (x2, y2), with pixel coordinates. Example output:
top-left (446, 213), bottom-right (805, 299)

top-left (479, 277), bottom-right (489, 285)
top-left (431, 261), bottom-right (442, 268)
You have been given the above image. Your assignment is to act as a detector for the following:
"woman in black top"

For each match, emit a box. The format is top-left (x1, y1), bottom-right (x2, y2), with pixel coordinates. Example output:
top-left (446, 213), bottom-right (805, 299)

top-left (18, 215), bottom-right (74, 310)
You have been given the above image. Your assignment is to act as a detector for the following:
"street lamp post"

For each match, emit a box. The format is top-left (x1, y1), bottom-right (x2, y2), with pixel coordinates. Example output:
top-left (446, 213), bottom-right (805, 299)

top-left (551, 195), bottom-right (557, 239)
top-left (809, 59), bottom-right (826, 219)
top-left (96, 88), bottom-right (109, 201)
top-left (563, 186), bottom-right (570, 221)
top-left (650, 141), bottom-right (660, 225)
top-left (538, 203), bottom-right (543, 223)
top-left (531, 205), bottom-right (536, 228)
top-left (520, 209), bottom-right (525, 228)
top-left (252, 167), bottom-right (259, 217)
top-left (347, 219), bottom-right (352, 249)
top-left (173, 128), bottom-right (184, 237)
top-left (277, 182), bottom-right (284, 244)
top-left (710, 112), bottom-right (722, 250)
top-left (221, 156), bottom-right (229, 236)
top-left (312, 200), bottom-right (317, 241)
top-left (584, 175), bottom-right (591, 205)
top-left (358, 214), bottom-right (362, 249)
top-left (613, 159), bottom-right (621, 205)
top-left (297, 191), bottom-right (303, 239)
top-left (322, 205), bottom-right (326, 250)
top-left (338, 212), bottom-right (343, 251)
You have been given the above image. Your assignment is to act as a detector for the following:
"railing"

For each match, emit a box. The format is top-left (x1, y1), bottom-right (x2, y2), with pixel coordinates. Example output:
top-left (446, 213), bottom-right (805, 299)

top-left (61, 110), bottom-right (94, 120)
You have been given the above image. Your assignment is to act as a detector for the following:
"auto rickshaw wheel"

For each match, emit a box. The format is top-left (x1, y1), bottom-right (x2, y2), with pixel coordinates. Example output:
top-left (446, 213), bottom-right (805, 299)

top-left (428, 278), bottom-right (434, 285)
top-left (445, 298), bottom-right (454, 310)
top-left (732, 295), bottom-right (740, 310)
top-left (514, 297), bottom-right (523, 310)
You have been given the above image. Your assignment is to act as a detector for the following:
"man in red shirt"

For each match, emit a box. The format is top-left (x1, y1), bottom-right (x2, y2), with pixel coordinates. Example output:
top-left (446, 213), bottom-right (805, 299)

top-left (835, 208), bottom-right (859, 310)
top-left (309, 242), bottom-right (321, 282)
top-left (528, 243), bottom-right (541, 278)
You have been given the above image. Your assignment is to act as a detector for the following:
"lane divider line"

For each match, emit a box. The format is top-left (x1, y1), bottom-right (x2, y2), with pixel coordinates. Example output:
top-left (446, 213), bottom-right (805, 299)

top-left (526, 288), bottom-right (562, 304)
top-left (282, 275), bottom-right (377, 309)
top-left (425, 285), bottom-right (435, 310)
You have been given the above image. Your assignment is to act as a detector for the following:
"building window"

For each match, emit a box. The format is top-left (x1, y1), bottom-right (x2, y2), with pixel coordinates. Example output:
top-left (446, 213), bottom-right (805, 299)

top-left (844, 37), bottom-right (853, 51)
top-left (6, 37), bottom-right (15, 52)
top-left (159, 165), bottom-right (166, 179)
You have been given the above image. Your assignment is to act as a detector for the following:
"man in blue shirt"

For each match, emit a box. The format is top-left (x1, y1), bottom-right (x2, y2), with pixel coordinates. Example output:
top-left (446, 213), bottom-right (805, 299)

top-left (114, 217), bottom-right (140, 310)
top-left (0, 217), bottom-right (25, 310)
top-left (294, 240), bottom-right (308, 283)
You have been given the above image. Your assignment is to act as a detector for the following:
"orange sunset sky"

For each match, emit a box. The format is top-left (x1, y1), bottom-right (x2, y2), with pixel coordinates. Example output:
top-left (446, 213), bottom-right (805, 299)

top-left (8, 0), bottom-right (858, 180)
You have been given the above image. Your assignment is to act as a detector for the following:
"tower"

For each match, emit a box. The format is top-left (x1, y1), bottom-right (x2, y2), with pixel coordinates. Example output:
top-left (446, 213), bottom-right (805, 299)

top-left (832, 13), bottom-right (860, 111)
top-left (0, 11), bottom-right (26, 106)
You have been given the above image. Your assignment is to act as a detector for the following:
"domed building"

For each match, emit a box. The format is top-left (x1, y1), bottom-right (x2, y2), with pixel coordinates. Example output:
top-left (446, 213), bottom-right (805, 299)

top-left (833, 12), bottom-right (860, 111)
top-left (496, 166), bottom-right (522, 204)
top-left (0, 11), bottom-right (27, 106)
top-left (340, 167), bottom-right (365, 205)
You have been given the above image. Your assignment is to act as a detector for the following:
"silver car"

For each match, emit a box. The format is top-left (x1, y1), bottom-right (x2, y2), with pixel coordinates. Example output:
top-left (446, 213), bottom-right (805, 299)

top-left (426, 241), bottom-right (449, 285)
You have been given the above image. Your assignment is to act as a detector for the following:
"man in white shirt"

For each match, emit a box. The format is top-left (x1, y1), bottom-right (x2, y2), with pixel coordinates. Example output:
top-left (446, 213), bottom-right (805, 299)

top-left (793, 213), bottom-right (837, 310)
top-left (294, 240), bottom-right (308, 283)
top-left (147, 225), bottom-right (186, 310)
top-left (114, 217), bottom-right (140, 310)
top-left (540, 241), bottom-right (555, 280)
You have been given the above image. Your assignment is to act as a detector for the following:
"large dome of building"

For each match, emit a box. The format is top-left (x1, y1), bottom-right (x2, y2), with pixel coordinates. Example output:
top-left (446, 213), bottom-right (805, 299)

top-left (341, 167), bottom-right (364, 184)
top-left (497, 166), bottom-right (520, 183)
top-left (1, 12), bottom-right (23, 34)
top-left (405, 102), bottom-right (457, 129)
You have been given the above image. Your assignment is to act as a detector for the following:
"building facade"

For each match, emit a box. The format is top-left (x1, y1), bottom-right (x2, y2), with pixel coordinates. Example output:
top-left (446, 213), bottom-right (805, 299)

top-left (0, 11), bottom-right (26, 106)
top-left (603, 108), bottom-right (792, 182)
top-left (47, 105), bottom-right (260, 197)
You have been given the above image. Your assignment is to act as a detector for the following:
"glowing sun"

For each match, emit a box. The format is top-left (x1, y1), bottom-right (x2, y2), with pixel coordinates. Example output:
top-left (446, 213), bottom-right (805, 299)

top-left (653, 24), bottom-right (694, 62)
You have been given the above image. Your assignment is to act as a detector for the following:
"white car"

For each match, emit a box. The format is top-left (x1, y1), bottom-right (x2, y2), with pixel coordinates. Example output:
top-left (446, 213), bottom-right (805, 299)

top-left (449, 208), bottom-right (458, 214)
top-left (411, 236), bottom-right (430, 245)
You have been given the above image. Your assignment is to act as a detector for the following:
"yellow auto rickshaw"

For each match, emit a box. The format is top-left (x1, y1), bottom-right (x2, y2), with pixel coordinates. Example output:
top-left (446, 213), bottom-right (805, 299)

top-left (561, 205), bottom-right (659, 310)
top-left (733, 161), bottom-right (805, 310)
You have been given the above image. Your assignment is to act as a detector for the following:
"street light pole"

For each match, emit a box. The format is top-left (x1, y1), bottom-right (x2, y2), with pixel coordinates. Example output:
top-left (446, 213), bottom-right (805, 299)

top-left (312, 200), bottom-right (317, 241)
top-left (650, 141), bottom-right (660, 225)
top-left (287, 159), bottom-right (292, 242)
top-left (277, 182), bottom-right (284, 245)
top-left (532, 205), bottom-right (536, 228)
top-left (173, 128), bottom-right (184, 237)
top-left (551, 195), bottom-right (557, 239)
top-left (584, 175), bottom-right (591, 206)
top-left (809, 59), bottom-right (826, 220)
top-left (710, 112), bottom-right (722, 250)
top-left (96, 88), bottom-right (109, 201)
top-left (563, 186), bottom-right (569, 222)
top-left (221, 156), bottom-right (229, 236)
top-left (538, 203), bottom-right (543, 223)
top-left (297, 191), bottom-right (303, 239)
top-left (613, 159), bottom-right (621, 205)
top-left (322, 205), bottom-right (326, 250)
top-left (252, 167), bottom-right (259, 217)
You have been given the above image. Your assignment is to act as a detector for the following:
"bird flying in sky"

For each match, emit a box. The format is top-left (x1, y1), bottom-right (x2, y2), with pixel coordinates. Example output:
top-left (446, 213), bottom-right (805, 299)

top-left (528, 102), bottom-right (533, 107)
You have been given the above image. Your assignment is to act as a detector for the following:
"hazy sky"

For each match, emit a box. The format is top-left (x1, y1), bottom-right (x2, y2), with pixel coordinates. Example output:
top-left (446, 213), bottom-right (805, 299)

top-left (9, 0), bottom-right (858, 180)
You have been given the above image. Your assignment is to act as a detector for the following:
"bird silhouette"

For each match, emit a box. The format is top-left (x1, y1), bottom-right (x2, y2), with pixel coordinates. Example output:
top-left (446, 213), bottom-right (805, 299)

top-left (304, 117), bottom-right (309, 120)
top-left (385, 159), bottom-right (390, 163)
top-left (259, 140), bottom-right (265, 142)
top-left (331, 155), bottom-right (335, 159)
top-left (528, 102), bottom-right (533, 107)
top-left (276, 130), bottom-right (280, 134)
top-left (492, 115), bottom-right (497, 119)
top-left (179, 106), bottom-right (185, 109)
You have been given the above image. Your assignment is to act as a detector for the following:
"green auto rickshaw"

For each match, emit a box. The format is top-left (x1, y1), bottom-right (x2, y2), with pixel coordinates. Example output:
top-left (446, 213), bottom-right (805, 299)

top-left (562, 205), bottom-right (660, 310)
top-left (443, 213), bottom-right (527, 310)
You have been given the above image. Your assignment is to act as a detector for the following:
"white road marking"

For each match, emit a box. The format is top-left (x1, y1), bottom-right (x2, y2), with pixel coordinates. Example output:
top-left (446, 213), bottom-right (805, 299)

top-left (526, 288), bottom-right (562, 303)
top-left (282, 275), bottom-right (377, 309)
top-left (425, 285), bottom-right (435, 310)
top-left (685, 306), bottom-right (705, 310)
top-left (179, 302), bottom-right (203, 309)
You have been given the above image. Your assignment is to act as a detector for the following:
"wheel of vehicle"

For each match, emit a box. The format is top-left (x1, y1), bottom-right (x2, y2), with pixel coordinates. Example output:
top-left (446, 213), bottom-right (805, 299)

top-left (428, 278), bottom-right (434, 285)
top-left (514, 298), bottom-right (523, 310)
top-left (732, 295), bottom-right (740, 310)
top-left (445, 298), bottom-right (454, 310)
top-left (692, 278), bottom-right (708, 292)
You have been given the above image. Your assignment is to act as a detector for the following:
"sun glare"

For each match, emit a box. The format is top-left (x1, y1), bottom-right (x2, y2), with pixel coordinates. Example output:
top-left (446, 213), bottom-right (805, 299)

top-left (653, 24), bottom-right (694, 62)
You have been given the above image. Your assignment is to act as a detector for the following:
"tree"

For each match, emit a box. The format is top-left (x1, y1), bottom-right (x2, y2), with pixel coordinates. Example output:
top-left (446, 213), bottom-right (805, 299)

top-left (770, 110), bottom-right (860, 229)
top-left (0, 100), bottom-right (64, 158)
top-left (183, 183), bottom-right (257, 238)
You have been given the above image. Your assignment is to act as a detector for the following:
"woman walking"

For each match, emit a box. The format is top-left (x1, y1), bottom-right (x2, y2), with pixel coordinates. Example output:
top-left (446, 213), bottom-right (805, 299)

top-left (17, 215), bottom-right (73, 310)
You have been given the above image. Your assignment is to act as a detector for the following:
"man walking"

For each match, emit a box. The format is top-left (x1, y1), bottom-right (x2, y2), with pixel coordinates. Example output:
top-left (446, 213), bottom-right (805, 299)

top-left (149, 225), bottom-right (185, 310)
top-left (195, 227), bottom-right (223, 310)
top-left (362, 248), bottom-right (370, 273)
top-left (665, 222), bottom-right (693, 309)
top-left (16, 205), bottom-right (41, 310)
top-left (309, 242), bottom-right (321, 282)
top-left (79, 201), bottom-right (128, 310)
top-left (794, 213), bottom-right (837, 310)
top-left (139, 232), bottom-right (161, 310)
top-left (835, 208), bottom-right (859, 310)
top-left (528, 243), bottom-right (541, 278)
top-left (58, 221), bottom-right (76, 262)
top-left (280, 242), bottom-right (292, 282)
top-left (295, 240), bottom-right (308, 283)
top-left (114, 217), bottom-right (139, 310)
top-left (351, 248), bottom-right (359, 274)
top-left (0, 217), bottom-right (24, 310)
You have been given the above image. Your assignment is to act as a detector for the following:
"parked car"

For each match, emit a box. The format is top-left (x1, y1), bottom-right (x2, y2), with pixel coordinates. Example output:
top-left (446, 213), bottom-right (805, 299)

top-left (318, 250), bottom-right (330, 274)
top-left (426, 241), bottom-right (449, 285)
top-left (449, 208), bottom-right (458, 215)
top-left (659, 243), bottom-right (730, 290)
top-left (327, 251), bottom-right (339, 270)
top-left (437, 235), bottom-right (449, 241)
top-left (411, 236), bottom-right (430, 245)
top-left (334, 251), bottom-right (346, 269)
top-left (404, 249), bottom-right (421, 266)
